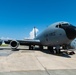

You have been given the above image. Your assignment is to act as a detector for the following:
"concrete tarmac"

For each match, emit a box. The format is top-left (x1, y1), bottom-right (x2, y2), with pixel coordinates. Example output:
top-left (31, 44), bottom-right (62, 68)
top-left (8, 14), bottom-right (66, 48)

top-left (0, 46), bottom-right (76, 75)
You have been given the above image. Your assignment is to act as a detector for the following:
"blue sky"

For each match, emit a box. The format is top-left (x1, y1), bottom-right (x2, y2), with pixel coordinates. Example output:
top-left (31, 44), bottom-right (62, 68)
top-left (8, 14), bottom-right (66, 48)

top-left (0, 0), bottom-right (76, 39)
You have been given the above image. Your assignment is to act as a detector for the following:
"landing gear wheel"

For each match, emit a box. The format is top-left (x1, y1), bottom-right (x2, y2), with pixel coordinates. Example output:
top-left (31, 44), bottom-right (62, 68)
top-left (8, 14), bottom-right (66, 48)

top-left (39, 45), bottom-right (43, 50)
top-left (55, 49), bottom-right (61, 54)
top-left (48, 46), bottom-right (54, 54)
top-left (29, 45), bottom-right (33, 50)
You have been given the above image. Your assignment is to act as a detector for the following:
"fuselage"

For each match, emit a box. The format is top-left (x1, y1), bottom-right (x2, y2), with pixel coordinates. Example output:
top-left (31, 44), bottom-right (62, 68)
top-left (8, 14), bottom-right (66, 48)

top-left (35, 22), bottom-right (76, 47)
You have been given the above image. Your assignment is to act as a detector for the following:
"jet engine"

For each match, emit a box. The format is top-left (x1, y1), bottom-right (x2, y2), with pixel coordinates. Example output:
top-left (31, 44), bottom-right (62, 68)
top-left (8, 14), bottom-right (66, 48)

top-left (10, 40), bottom-right (19, 50)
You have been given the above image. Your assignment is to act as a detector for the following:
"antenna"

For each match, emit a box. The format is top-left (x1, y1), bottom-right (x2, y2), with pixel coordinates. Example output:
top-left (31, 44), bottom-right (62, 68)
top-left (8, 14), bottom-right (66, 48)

top-left (34, 27), bottom-right (36, 38)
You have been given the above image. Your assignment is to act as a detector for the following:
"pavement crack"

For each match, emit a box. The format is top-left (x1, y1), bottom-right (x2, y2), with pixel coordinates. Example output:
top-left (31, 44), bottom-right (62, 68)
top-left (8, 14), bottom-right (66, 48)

top-left (34, 55), bottom-right (50, 75)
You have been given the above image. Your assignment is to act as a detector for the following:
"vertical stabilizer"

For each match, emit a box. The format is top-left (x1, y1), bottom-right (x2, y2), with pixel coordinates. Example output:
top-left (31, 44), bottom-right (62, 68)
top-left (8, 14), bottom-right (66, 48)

top-left (34, 27), bottom-right (36, 38)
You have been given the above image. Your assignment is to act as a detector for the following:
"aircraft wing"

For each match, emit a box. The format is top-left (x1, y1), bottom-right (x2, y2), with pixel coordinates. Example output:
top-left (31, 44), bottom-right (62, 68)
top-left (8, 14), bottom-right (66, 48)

top-left (4, 39), bottom-right (41, 46)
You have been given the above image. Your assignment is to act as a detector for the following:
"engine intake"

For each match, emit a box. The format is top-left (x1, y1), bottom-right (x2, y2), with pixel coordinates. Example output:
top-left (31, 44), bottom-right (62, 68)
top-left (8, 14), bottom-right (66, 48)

top-left (10, 40), bottom-right (19, 49)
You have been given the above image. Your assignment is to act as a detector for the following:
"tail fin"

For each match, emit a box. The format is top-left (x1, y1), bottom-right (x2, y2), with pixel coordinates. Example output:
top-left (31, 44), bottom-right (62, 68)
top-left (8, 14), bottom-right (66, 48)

top-left (34, 27), bottom-right (36, 38)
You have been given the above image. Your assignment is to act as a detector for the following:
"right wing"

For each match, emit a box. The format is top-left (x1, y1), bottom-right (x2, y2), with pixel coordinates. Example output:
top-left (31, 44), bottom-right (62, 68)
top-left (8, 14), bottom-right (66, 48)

top-left (4, 39), bottom-right (41, 45)
top-left (4, 39), bottom-right (41, 49)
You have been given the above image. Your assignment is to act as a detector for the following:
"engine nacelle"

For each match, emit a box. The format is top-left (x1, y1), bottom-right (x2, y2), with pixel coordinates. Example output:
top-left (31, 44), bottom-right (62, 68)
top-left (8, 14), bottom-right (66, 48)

top-left (10, 40), bottom-right (19, 49)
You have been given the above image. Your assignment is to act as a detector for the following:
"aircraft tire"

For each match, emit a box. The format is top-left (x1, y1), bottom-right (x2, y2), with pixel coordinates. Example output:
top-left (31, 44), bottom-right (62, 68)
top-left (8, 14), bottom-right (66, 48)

top-left (48, 46), bottom-right (54, 54)
top-left (29, 45), bottom-right (33, 50)
top-left (55, 49), bottom-right (61, 54)
top-left (39, 45), bottom-right (43, 50)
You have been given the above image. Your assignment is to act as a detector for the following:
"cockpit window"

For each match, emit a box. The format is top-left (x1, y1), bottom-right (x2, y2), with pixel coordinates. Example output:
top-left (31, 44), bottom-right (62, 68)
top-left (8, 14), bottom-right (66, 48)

top-left (56, 25), bottom-right (58, 27)
top-left (56, 23), bottom-right (70, 28)
top-left (59, 24), bottom-right (62, 27)
top-left (62, 23), bottom-right (69, 26)
top-left (56, 24), bottom-right (62, 28)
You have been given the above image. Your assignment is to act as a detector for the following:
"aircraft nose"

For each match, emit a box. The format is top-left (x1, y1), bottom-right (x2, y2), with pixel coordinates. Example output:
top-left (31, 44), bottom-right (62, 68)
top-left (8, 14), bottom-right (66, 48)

top-left (74, 27), bottom-right (76, 35)
top-left (74, 27), bottom-right (76, 31)
top-left (61, 25), bottom-right (76, 40)
top-left (72, 26), bottom-right (76, 34)
top-left (66, 25), bottom-right (76, 40)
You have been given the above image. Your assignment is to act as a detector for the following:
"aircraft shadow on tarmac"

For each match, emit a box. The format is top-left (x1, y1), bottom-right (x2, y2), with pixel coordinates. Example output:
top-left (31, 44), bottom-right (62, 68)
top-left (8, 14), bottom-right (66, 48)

top-left (0, 47), bottom-right (71, 58)
top-left (36, 48), bottom-right (71, 58)
top-left (17, 48), bottom-right (71, 58)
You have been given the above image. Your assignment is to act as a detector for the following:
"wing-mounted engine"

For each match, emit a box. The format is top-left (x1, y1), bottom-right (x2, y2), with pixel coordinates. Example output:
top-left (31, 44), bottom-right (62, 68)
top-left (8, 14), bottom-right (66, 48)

top-left (10, 40), bottom-right (19, 50)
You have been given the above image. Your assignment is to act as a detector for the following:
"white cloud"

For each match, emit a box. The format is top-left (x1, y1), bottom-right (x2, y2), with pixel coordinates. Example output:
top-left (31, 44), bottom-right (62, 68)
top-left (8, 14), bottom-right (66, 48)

top-left (25, 27), bottom-right (39, 39)
top-left (0, 37), bottom-right (13, 40)
top-left (0, 28), bottom-right (39, 40)
top-left (0, 37), bottom-right (14, 45)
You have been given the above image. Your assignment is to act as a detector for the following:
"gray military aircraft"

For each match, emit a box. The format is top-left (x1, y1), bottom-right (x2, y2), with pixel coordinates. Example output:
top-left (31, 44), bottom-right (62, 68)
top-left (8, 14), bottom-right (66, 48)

top-left (4, 21), bottom-right (76, 54)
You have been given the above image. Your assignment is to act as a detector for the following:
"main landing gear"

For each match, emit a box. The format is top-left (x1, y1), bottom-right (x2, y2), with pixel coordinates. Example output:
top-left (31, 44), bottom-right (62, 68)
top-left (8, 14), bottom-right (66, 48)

top-left (29, 45), bottom-right (34, 50)
top-left (39, 45), bottom-right (43, 50)
top-left (29, 45), bottom-right (61, 54)
top-left (29, 45), bottom-right (44, 50)
top-left (48, 46), bottom-right (54, 54)
top-left (48, 46), bottom-right (61, 54)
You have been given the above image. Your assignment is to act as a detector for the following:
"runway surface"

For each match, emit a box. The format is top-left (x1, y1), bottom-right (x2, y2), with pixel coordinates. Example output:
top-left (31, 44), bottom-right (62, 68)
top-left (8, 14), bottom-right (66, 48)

top-left (0, 46), bottom-right (76, 75)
